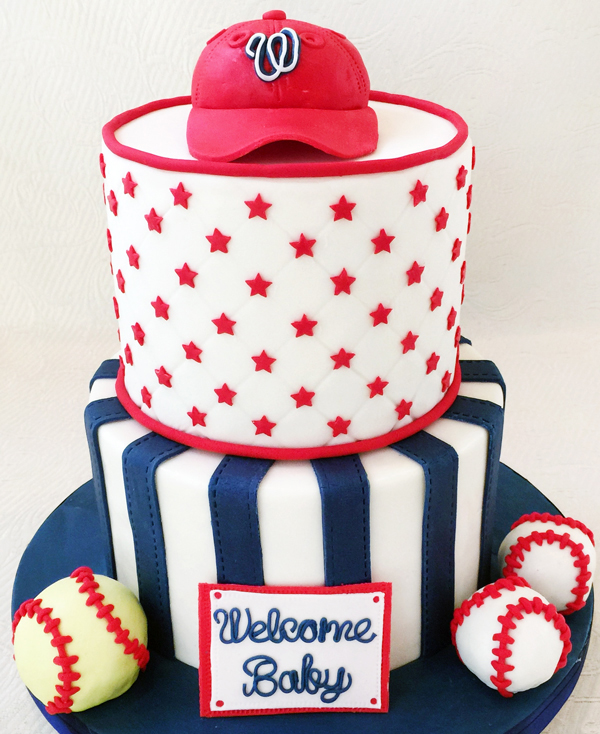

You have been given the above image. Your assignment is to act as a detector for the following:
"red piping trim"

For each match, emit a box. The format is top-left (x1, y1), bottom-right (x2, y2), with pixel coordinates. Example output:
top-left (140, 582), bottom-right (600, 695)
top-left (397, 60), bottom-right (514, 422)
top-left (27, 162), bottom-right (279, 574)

top-left (502, 530), bottom-right (593, 614)
top-left (12, 598), bottom-right (81, 715)
top-left (115, 360), bottom-right (461, 460)
top-left (101, 92), bottom-right (469, 179)
top-left (451, 577), bottom-right (571, 697)
top-left (70, 567), bottom-right (150, 669)
top-left (510, 512), bottom-right (595, 546)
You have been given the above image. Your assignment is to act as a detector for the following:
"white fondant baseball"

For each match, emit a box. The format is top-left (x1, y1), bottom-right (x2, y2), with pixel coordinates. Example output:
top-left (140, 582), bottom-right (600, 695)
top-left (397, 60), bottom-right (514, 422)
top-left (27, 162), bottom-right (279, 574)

top-left (498, 513), bottom-right (596, 614)
top-left (451, 577), bottom-right (571, 696)
top-left (12, 567), bottom-right (149, 714)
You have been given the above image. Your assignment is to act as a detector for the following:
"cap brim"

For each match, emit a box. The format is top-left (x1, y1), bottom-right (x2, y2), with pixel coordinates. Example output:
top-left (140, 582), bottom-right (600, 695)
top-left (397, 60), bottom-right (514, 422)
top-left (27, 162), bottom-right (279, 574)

top-left (187, 106), bottom-right (378, 162)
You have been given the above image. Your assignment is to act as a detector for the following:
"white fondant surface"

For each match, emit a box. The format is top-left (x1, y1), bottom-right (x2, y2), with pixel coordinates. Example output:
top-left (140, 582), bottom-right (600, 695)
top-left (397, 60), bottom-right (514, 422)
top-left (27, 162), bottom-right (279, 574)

top-left (498, 520), bottom-right (596, 611)
top-left (103, 111), bottom-right (471, 449)
top-left (454, 585), bottom-right (564, 694)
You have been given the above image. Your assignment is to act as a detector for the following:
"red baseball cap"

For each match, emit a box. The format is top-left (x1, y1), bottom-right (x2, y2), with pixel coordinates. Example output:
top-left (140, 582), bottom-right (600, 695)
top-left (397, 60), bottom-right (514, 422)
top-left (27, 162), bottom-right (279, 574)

top-left (187, 10), bottom-right (378, 162)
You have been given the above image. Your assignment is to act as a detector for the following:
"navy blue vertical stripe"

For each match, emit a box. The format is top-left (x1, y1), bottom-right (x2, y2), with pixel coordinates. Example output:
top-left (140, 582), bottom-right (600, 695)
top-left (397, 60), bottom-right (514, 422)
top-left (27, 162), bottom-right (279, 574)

top-left (444, 395), bottom-right (504, 588)
top-left (122, 433), bottom-right (189, 658)
top-left (389, 432), bottom-right (459, 657)
top-left (311, 455), bottom-right (371, 587)
top-left (89, 359), bottom-right (120, 390)
top-left (459, 360), bottom-right (506, 404)
top-left (84, 396), bottom-right (131, 579)
top-left (208, 456), bottom-right (273, 586)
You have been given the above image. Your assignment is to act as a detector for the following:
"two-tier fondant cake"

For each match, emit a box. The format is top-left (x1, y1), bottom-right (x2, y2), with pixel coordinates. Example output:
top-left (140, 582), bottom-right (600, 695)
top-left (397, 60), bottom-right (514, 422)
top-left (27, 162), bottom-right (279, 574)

top-left (12, 10), bottom-right (593, 734)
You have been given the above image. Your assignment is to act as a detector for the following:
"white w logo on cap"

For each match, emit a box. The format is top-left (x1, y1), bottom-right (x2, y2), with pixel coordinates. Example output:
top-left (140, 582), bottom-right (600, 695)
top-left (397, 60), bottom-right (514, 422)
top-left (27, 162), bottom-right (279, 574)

top-left (245, 28), bottom-right (301, 82)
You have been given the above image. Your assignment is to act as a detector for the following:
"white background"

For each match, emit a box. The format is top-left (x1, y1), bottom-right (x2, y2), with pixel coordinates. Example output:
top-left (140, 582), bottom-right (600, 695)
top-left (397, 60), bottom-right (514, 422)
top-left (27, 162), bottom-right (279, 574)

top-left (1, 1), bottom-right (599, 732)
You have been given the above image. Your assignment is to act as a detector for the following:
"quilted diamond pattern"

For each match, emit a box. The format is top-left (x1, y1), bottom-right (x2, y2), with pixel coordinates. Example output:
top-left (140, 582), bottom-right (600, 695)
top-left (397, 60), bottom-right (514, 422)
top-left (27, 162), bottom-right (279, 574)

top-left (103, 115), bottom-right (471, 452)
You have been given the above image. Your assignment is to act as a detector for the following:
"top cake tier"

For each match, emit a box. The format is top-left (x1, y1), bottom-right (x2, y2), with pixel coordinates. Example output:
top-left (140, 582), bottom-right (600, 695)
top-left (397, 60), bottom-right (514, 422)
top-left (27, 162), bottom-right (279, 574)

top-left (101, 93), bottom-right (472, 459)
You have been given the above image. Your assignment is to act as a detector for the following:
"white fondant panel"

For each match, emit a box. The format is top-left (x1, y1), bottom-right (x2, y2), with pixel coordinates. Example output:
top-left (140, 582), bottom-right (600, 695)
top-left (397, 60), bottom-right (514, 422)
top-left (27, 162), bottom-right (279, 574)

top-left (102, 98), bottom-right (471, 450)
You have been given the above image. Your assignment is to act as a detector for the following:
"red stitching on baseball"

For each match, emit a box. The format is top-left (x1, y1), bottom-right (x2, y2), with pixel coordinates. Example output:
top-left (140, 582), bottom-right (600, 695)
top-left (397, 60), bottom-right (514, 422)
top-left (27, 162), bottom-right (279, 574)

top-left (511, 512), bottom-right (595, 546)
top-left (451, 577), bottom-right (571, 697)
top-left (70, 567), bottom-right (150, 669)
top-left (502, 530), bottom-right (592, 613)
top-left (12, 598), bottom-right (81, 714)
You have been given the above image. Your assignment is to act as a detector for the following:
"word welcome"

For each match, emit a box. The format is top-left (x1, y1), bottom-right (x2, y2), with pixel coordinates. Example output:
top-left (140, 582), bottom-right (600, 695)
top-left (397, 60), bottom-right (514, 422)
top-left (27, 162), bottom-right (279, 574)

top-left (213, 606), bottom-right (377, 645)
top-left (242, 653), bottom-right (352, 703)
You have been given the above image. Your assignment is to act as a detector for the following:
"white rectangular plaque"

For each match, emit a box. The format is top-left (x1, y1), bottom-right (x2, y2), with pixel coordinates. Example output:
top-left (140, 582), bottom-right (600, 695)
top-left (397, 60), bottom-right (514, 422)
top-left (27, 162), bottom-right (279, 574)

top-left (199, 582), bottom-right (392, 717)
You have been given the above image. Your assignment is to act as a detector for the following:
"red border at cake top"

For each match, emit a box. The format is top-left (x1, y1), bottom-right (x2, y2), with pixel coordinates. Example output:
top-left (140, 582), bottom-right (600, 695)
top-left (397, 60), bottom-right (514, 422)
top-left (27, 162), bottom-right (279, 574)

top-left (102, 92), bottom-right (469, 179)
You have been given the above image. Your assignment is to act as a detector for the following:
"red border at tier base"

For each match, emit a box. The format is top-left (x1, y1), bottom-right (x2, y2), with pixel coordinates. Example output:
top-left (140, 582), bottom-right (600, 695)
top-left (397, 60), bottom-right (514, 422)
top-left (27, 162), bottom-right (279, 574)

top-left (114, 362), bottom-right (461, 460)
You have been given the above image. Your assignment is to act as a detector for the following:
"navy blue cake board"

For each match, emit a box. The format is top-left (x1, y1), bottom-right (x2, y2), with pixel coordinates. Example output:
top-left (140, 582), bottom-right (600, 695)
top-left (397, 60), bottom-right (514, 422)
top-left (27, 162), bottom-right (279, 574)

top-left (12, 464), bottom-right (593, 734)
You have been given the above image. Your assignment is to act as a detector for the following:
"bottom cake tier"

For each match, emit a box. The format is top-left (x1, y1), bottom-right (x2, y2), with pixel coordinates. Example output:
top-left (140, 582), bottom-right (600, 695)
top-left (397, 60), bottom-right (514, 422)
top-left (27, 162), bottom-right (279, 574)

top-left (11, 466), bottom-right (593, 734)
top-left (84, 342), bottom-right (505, 671)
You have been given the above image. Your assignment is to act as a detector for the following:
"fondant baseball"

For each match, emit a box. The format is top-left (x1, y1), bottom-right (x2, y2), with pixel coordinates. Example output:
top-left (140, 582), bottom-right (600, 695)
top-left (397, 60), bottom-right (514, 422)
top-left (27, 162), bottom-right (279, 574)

top-left (498, 512), bottom-right (596, 614)
top-left (451, 577), bottom-right (571, 696)
top-left (12, 567), bottom-right (149, 714)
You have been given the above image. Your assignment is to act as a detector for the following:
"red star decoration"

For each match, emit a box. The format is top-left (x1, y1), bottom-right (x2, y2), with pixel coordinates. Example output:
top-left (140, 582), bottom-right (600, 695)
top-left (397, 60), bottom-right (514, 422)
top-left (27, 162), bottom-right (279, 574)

top-left (467, 212), bottom-right (472, 234)
top-left (460, 260), bottom-right (467, 284)
top-left (435, 208), bottom-right (449, 231)
top-left (141, 387), bottom-right (152, 408)
top-left (170, 182), bottom-right (192, 208)
top-left (466, 185), bottom-right (473, 209)
top-left (472, 146), bottom-right (476, 170)
top-left (102, 184), bottom-right (106, 205)
top-left (155, 366), bottom-right (173, 387)
top-left (401, 331), bottom-right (419, 353)
top-left (441, 371), bottom-right (452, 392)
top-left (406, 261), bottom-right (425, 285)
top-left (126, 245), bottom-right (140, 269)
top-left (290, 233), bottom-right (316, 258)
top-left (461, 285), bottom-right (465, 304)
top-left (107, 190), bottom-right (118, 216)
top-left (292, 315), bottom-right (317, 337)
top-left (183, 341), bottom-right (202, 362)
top-left (206, 228), bottom-right (231, 253)
top-left (245, 194), bottom-right (271, 219)
top-left (252, 350), bottom-right (276, 372)
top-left (124, 344), bottom-right (133, 365)
top-left (456, 166), bottom-right (468, 190)
top-left (212, 313), bottom-right (236, 335)
top-left (331, 268), bottom-right (356, 295)
top-left (116, 269), bottom-right (125, 293)
top-left (106, 229), bottom-right (112, 252)
top-left (426, 353), bottom-right (440, 374)
top-left (328, 416), bottom-right (351, 437)
top-left (367, 377), bottom-right (388, 397)
top-left (253, 415), bottom-right (277, 437)
top-left (99, 154), bottom-right (106, 178)
top-left (430, 288), bottom-right (444, 311)
top-left (246, 273), bottom-right (272, 297)
top-left (132, 322), bottom-right (145, 345)
top-left (151, 296), bottom-right (170, 320)
top-left (451, 238), bottom-right (462, 262)
top-left (331, 348), bottom-right (355, 370)
top-left (109, 260), bottom-right (113, 275)
top-left (291, 387), bottom-right (315, 408)
top-left (370, 303), bottom-right (392, 326)
top-left (215, 383), bottom-right (236, 405)
top-left (330, 195), bottom-right (356, 221)
top-left (113, 297), bottom-right (119, 319)
top-left (371, 229), bottom-right (395, 254)
top-left (122, 172), bottom-right (137, 197)
top-left (188, 407), bottom-right (207, 427)
top-left (175, 263), bottom-right (198, 287)
top-left (395, 400), bottom-right (412, 420)
top-left (447, 307), bottom-right (457, 330)
top-left (410, 180), bottom-right (428, 206)
top-left (145, 208), bottom-right (163, 233)
top-left (454, 326), bottom-right (462, 348)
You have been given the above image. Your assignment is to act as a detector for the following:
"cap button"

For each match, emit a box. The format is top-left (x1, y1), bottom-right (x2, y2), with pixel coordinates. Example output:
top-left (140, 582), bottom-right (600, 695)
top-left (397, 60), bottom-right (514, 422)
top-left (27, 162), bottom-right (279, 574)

top-left (262, 10), bottom-right (286, 20)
